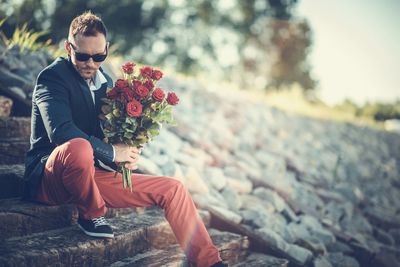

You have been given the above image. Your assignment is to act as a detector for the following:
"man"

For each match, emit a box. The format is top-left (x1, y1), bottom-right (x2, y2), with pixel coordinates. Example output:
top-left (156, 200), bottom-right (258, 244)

top-left (23, 11), bottom-right (226, 267)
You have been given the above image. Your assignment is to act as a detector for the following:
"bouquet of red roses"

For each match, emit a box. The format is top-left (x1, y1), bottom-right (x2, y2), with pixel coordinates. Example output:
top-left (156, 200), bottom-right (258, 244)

top-left (100, 61), bottom-right (179, 191)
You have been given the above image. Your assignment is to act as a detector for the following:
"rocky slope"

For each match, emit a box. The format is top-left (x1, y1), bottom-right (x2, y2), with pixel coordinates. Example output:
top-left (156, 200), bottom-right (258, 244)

top-left (1, 44), bottom-right (400, 266)
top-left (137, 76), bottom-right (400, 267)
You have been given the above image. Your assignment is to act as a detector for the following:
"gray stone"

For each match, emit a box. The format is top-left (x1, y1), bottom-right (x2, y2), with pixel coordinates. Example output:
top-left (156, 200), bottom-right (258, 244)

top-left (313, 256), bottom-right (333, 267)
top-left (287, 222), bottom-right (312, 242)
top-left (192, 192), bottom-right (228, 210)
top-left (256, 227), bottom-right (289, 252)
top-left (373, 227), bottom-right (395, 246)
top-left (0, 139), bottom-right (30, 164)
top-left (223, 165), bottom-right (248, 181)
top-left (326, 241), bottom-right (354, 254)
top-left (0, 116), bottom-right (31, 139)
top-left (232, 252), bottom-right (289, 267)
top-left (221, 187), bottom-right (242, 211)
top-left (334, 183), bottom-right (364, 204)
top-left (285, 244), bottom-right (313, 266)
top-left (0, 209), bottom-right (177, 266)
top-left (209, 205), bottom-right (243, 224)
top-left (239, 194), bottom-right (275, 214)
top-left (111, 230), bottom-right (249, 267)
top-left (311, 227), bottom-right (336, 246)
top-left (225, 177), bottom-right (253, 193)
top-left (0, 96), bottom-right (12, 117)
top-left (204, 167), bottom-right (227, 191)
top-left (327, 252), bottom-right (360, 267)
top-left (182, 166), bottom-right (209, 194)
top-left (253, 187), bottom-right (286, 212)
top-left (388, 228), bottom-right (400, 245)
top-left (295, 236), bottom-right (327, 255)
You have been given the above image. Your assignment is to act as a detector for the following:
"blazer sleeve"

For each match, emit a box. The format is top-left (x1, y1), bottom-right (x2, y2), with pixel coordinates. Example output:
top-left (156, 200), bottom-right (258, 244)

top-left (34, 68), bottom-right (114, 164)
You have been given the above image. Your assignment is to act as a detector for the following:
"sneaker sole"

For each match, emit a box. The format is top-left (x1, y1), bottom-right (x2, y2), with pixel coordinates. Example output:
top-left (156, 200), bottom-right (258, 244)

top-left (77, 224), bottom-right (115, 238)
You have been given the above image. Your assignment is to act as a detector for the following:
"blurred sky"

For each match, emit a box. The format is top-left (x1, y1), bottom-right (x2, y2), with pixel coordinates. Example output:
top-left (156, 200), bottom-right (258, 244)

top-left (297, 0), bottom-right (400, 106)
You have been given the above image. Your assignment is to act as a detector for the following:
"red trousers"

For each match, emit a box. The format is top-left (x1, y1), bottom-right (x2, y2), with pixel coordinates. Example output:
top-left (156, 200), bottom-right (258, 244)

top-left (35, 138), bottom-right (221, 267)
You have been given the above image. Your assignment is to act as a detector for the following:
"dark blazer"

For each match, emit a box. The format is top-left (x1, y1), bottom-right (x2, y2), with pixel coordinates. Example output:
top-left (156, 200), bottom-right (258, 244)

top-left (23, 57), bottom-right (115, 199)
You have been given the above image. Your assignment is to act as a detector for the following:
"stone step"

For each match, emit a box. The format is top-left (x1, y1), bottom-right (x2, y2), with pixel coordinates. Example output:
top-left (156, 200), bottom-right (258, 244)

top-left (0, 116), bottom-right (31, 139)
top-left (0, 139), bottom-right (29, 164)
top-left (0, 164), bottom-right (25, 199)
top-left (109, 229), bottom-right (249, 267)
top-left (232, 252), bottom-right (289, 267)
top-left (0, 95), bottom-right (13, 117)
top-left (0, 208), bottom-right (179, 267)
top-left (0, 198), bottom-right (138, 240)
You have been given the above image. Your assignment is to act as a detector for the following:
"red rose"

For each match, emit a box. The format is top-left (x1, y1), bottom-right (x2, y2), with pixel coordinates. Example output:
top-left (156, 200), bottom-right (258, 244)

top-left (122, 87), bottom-right (135, 101)
top-left (143, 80), bottom-right (154, 90)
top-left (134, 85), bottom-right (150, 99)
top-left (122, 62), bottom-right (135, 74)
top-left (115, 79), bottom-right (129, 89)
top-left (132, 80), bottom-right (142, 89)
top-left (107, 87), bottom-right (119, 99)
top-left (166, 92), bottom-right (179, 105)
top-left (140, 66), bottom-right (153, 79)
top-left (152, 88), bottom-right (165, 102)
top-left (126, 99), bottom-right (142, 117)
top-left (108, 87), bottom-right (129, 102)
top-left (151, 69), bottom-right (163, 80)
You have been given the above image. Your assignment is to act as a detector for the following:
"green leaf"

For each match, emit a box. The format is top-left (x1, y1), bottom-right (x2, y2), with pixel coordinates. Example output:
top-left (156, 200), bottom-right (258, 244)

top-left (124, 132), bottom-right (133, 139)
top-left (100, 97), bottom-right (112, 103)
top-left (101, 105), bottom-right (112, 114)
top-left (113, 109), bottom-right (121, 117)
top-left (105, 113), bottom-right (114, 121)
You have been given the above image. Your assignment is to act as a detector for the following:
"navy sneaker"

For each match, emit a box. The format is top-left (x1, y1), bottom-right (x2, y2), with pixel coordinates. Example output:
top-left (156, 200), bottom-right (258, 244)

top-left (77, 216), bottom-right (114, 238)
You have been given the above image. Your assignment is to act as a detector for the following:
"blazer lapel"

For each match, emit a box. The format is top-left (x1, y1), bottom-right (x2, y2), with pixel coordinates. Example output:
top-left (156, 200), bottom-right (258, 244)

top-left (65, 58), bottom-right (96, 119)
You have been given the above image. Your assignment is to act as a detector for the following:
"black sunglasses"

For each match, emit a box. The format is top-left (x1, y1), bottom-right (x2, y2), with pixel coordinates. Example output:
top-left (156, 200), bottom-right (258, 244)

top-left (69, 42), bottom-right (108, 62)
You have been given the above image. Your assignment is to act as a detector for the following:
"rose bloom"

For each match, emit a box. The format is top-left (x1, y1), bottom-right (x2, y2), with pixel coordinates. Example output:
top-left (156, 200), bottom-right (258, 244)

top-left (143, 80), bottom-right (154, 90)
top-left (140, 66), bottom-right (153, 79)
top-left (152, 88), bottom-right (165, 102)
top-left (126, 99), bottom-right (142, 117)
top-left (115, 79), bottom-right (129, 89)
top-left (132, 80), bottom-right (142, 89)
top-left (122, 87), bottom-right (135, 101)
top-left (107, 87), bottom-right (119, 99)
top-left (166, 92), bottom-right (179, 105)
top-left (151, 70), bottom-right (163, 80)
top-left (135, 85), bottom-right (150, 99)
top-left (122, 62), bottom-right (135, 74)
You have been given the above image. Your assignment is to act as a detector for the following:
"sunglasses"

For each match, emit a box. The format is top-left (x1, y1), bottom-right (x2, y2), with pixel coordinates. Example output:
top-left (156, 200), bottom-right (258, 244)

top-left (68, 42), bottom-right (108, 62)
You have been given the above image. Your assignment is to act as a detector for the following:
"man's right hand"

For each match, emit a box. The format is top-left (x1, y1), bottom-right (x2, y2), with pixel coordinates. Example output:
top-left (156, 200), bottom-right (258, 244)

top-left (112, 144), bottom-right (141, 170)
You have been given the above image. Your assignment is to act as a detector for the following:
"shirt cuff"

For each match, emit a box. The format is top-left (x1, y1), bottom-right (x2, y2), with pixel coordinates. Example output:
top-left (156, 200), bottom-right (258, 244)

top-left (112, 145), bottom-right (116, 162)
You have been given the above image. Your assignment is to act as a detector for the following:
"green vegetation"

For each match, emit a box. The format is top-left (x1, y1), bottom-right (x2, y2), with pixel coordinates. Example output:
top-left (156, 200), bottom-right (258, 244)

top-left (0, 18), bottom-right (64, 58)
top-left (335, 99), bottom-right (400, 121)
top-left (0, 21), bottom-right (49, 52)
top-left (0, 0), bottom-right (315, 93)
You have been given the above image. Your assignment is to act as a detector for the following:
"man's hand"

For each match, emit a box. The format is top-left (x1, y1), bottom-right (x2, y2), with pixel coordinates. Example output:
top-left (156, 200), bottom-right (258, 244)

top-left (113, 144), bottom-right (141, 170)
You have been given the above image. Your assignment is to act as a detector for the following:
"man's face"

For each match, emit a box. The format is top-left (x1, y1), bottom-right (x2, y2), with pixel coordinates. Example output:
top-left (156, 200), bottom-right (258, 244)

top-left (65, 33), bottom-right (107, 80)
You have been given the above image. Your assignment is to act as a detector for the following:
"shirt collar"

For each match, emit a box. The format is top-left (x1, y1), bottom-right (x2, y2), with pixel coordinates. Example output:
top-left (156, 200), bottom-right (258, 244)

top-left (86, 70), bottom-right (107, 91)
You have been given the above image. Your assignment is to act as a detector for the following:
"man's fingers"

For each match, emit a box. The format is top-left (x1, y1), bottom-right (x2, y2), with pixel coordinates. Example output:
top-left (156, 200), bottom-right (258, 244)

top-left (124, 162), bottom-right (138, 170)
top-left (132, 147), bottom-right (140, 153)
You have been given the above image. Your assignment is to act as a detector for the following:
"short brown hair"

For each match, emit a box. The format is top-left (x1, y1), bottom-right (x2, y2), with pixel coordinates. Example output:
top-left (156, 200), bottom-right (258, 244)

top-left (68, 11), bottom-right (107, 40)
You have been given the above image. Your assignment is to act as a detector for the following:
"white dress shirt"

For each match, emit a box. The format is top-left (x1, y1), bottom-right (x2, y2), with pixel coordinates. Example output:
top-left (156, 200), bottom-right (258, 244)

top-left (86, 70), bottom-right (116, 171)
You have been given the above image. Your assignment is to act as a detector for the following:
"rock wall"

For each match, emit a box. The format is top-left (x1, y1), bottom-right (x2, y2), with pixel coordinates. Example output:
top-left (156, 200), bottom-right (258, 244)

top-left (0, 43), bottom-right (53, 115)
top-left (135, 76), bottom-right (400, 267)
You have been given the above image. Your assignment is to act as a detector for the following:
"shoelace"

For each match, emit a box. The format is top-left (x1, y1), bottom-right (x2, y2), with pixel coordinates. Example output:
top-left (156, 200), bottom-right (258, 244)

top-left (92, 216), bottom-right (108, 227)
